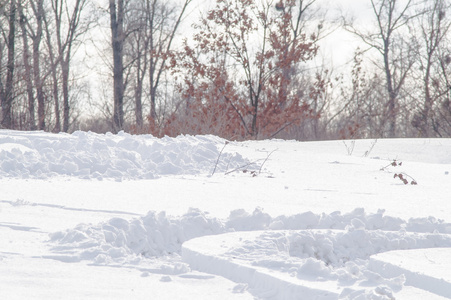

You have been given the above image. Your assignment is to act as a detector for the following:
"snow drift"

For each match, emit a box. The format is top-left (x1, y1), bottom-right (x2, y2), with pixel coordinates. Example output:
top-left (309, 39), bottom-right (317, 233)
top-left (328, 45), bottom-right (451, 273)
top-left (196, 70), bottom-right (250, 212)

top-left (49, 206), bottom-right (451, 298)
top-left (0, 130), bottom-right (250, 179)
top-left (49, 207), bottom-right (451, 264)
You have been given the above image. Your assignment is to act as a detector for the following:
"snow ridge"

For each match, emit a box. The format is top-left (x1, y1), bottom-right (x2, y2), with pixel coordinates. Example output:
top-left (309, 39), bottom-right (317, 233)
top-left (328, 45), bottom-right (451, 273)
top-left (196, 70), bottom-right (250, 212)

top-left (48, 207), bottom-right (451, 298)
top-left (49, 208), bottom-right (226, 264)
top-left (0, 130), bottom-right (250, 179)
top-left (49, 207), bottom-right (451, 264)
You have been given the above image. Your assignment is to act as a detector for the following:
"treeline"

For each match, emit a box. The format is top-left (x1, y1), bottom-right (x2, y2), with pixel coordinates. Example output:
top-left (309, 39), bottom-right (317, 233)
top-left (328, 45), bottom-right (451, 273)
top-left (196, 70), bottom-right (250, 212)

top-left (1, 0), bottom-right (451, 140)
top-left (0, 0), bottom-right (92, 132)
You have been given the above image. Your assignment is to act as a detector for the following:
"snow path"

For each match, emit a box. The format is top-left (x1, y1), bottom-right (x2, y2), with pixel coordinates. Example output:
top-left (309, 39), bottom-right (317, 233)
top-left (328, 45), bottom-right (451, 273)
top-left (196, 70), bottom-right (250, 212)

top-left (0, 256), bottom-right (254, 300)
top-left (45, 206), bottom-right (451, 298)
top-left (370, 248), bottom-right (451, 298)
top-left (0, 196), bottom-right (254, 299)
top-left (183, 230), bottom-right (451, 299)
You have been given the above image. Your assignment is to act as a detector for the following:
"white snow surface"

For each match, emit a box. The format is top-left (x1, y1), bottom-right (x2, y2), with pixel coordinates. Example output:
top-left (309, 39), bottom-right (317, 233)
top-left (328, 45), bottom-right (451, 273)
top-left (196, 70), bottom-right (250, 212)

top-left (0, 130), bottom-right (249, 179)
top-left (1, 130), bottom-right (451, 299)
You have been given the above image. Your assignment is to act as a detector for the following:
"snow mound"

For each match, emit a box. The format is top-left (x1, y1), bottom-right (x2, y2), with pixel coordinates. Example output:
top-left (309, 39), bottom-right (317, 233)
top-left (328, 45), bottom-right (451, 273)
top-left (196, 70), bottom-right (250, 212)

top-left (231, 207), bottom-right (451, 234)
top-left (49, 208), bottom-right (451, 266)
top-left (183, 228), bottom-right (451, 299)
top-left (0, 130), bottom-right (250, 179)
top-left (236, 229), bottom-right (451, 272)
top-left (49, 208), bottom-right (226, 264)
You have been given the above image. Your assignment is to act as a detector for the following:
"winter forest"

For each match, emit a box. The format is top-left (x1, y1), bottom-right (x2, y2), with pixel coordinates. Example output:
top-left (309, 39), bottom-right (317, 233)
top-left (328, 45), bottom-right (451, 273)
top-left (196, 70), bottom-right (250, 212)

top-left (1, 0), bottom-right (451, 140)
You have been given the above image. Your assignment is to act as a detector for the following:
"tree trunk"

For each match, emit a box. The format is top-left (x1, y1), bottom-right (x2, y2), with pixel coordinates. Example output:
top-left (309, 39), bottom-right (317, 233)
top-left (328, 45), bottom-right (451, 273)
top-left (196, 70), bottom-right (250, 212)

top-left (422, 59), bottom-right (433, 137)
top-left (19, 20), bottom-right (36, 130)
top-left (135, 58), bottom-right (144, 128)
top-left (251, 95), bottom-right (258, 137)
top-left (134, 35), bottom-right (146, 128)
top-left (43, 11), bottom-right (61, 132)
top-left (383, 40), bottom-right (397, 138)
top-left (110, 0), bottom-right (125, 133)
top-left (135, 85), bottom-right (143, 128)
top-left (62, 58), bottom-right (71, 132)
top-left (53, 71), bottom-right (62, 133)
top-left (32, 0), bottom-right (45, 130)
top-left (18, 0), bottom-right (38, 130)
top-left (150, 86), bottom-right (157, 121)
top-left (1, 0), bottom-right (16, 129)
top-left (53, 0), bottom-right (87, 132)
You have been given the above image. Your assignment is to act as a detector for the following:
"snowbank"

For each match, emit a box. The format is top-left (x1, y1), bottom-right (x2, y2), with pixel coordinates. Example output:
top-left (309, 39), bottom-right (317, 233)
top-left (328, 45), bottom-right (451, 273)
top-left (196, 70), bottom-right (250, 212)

top-left (49, 207), bottom-right (451, 263)
top-left (49, 207), bottom-right (451, 298)
top-left (49, 208), bottom-right (226, 264)
top-left (0, 130), bottom-right (250, 180)
top-left (183, 229), bottom-right (451, 299)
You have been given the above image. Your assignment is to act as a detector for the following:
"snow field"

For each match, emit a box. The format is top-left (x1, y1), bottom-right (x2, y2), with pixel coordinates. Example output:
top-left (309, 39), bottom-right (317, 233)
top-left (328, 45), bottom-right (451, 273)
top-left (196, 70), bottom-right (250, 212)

top-left (1, 130), bottom-right (451, 299)
top-left (370, 248), bottom-right (451, 298)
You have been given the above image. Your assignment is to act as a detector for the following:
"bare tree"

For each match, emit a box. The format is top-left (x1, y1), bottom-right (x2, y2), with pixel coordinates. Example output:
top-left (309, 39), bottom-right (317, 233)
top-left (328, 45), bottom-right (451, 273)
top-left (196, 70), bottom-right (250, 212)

top-left (345, 0), bottom-right (421, 137)
top-left (29, 0), bottom-right (46, 130)
top-left (411, 0), bottom-right (451, 136)
top-left (17, 0), bottom-right (38, 129)
top-left (0, 0), bottom-right (16, 129)
top-left (43, 6), bottom-right (62, 132)
top-left (124, 0), bottom-right (192, 131)
top-left (147, 0), bottom-right (191, 124)
top-left (16, 0), bottom-right (48, 130)
top-left (331, 51), bottom-right (389, 139)
top-left (0, 0), bottom-right (93, 131)
top-left (126, 3), bottom-right (148, 128)
top-left (44, 0), bottom-right (91, 132)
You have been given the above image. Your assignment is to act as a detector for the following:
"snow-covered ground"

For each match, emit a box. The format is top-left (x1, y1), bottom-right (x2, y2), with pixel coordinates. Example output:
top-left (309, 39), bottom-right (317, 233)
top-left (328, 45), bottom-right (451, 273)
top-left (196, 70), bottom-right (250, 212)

top-left (1, 130), bottom-right (451, 299)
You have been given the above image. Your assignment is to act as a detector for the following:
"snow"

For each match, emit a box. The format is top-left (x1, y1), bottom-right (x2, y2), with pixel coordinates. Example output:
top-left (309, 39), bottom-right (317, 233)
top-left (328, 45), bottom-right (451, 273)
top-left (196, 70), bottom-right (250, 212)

top-left (0, 130), bottom-right (248, 180)
top-left (1, 130), bottom-right (451, 299)
top-left (370, 248), bottom-right (451, 298)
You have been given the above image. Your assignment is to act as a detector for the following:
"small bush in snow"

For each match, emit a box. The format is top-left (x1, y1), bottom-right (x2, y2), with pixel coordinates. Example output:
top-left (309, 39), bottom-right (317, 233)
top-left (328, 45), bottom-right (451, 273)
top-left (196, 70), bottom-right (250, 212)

top-left (381, 159), bottom-right (418, 185)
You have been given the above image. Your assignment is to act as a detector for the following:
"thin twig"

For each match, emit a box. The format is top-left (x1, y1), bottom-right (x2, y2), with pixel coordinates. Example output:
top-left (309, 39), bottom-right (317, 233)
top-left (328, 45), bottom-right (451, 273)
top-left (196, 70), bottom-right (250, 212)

top-left (394, 172), bottom-right (418, 185)
top-left (259, 148), bottom-right (277, 174)
top-left (343, 140), bottom-right (355, 156)
top-left (224, 160), bottom-right (262, 175)
top-left (211, 141), bottom-right (229, 176)
top-left (363, 139), bottom-right (378, 157)
top-left (225, 156), bottom-right (232, 173)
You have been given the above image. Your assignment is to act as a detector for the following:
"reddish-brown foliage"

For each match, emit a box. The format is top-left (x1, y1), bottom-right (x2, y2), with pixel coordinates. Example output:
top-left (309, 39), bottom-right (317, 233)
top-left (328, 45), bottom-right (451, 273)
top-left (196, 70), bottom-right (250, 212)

top-left (158, 0), bottom-right (320, 140)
